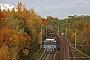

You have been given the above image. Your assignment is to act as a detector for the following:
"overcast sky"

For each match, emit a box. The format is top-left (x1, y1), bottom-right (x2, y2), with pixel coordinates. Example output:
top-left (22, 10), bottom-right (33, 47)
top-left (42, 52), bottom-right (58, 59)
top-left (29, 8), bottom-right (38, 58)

top-left (0, 0), bottom-right (90, 19)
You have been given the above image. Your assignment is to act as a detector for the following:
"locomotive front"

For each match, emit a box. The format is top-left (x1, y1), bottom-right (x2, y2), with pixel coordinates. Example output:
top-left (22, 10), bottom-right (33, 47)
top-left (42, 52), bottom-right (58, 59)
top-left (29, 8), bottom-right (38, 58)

top-left (43, 39), bottom-right (57, 53)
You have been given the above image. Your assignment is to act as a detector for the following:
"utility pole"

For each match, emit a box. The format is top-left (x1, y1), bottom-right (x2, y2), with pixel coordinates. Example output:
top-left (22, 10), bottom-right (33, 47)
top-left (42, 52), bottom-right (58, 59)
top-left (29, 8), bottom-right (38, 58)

top-left (58, 26), bottom-right (59, 34)
top-left (65, 19), bottom-right (70, 60)
top-left (65, 19), bottom-right (68, 39)
top-left (40, 29), bottom-right (42, 49)
top-left (75, 29), bottom-right (76, 49)
top-left (46, 26), bottom-right (47, 36)
top-left (65, 27), bottom-right (67, 39)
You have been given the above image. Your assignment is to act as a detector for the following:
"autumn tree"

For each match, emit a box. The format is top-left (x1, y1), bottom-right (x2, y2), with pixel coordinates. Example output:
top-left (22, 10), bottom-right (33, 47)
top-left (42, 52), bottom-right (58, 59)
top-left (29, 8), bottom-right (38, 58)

top-left (17, 2), bottom-right (23, 12)
top-left (0, 10), bottom-right (7, 29)
top-left (0, 1), bottom-right (48, 60)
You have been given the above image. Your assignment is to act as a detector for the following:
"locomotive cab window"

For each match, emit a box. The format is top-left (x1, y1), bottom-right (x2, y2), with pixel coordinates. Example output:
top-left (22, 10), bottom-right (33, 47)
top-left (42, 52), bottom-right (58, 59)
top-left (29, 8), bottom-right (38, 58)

top-left (43, 42), bottom-right (46, 45)
top-left (54, 42), bottom-right (56, 45)
top-left (46, 41), bottom-right (53, 45)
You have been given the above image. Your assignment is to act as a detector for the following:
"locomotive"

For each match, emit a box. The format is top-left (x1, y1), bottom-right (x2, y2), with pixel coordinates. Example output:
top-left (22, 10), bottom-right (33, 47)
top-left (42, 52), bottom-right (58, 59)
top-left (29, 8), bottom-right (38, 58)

top-left (43, 39), bottom-right (57, 53)
top-left (43, 28), bottom-right (60, 53)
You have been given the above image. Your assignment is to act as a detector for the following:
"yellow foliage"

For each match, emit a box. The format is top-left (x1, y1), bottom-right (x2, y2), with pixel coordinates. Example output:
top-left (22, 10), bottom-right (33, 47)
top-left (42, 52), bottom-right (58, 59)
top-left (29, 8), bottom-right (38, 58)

top-left (23, 49), bottom-right (29, 55)
top-left (38, 32), bottom-right (41, 44)
top-left (41, 18), bottom-right (48, 25)
top-left (0, 1), bottom-right (47, 60)
top-left (0, 27), bottom-right (30, 59)
top-left (71, 32), bottom-right (75, 37)
top-left (0, 46), bottom-right (10, 60)
top-left (0, 28), bottom-right (11, 47)
top-left (17, 2), bottom-right (22, 11)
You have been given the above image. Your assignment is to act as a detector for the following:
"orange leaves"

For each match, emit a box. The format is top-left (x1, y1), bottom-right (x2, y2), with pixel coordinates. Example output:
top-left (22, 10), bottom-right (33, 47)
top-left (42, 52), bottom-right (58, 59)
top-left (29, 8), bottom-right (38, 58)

top-left (0, 1), bottom-right (47, 59)
top-left (0, 10), bottom-right (7, 20)
top-left (0, 27), bottom-right (30, 48)
top-left (1, 28), bottom-right (11, 34)
top-left (17, 2), bottom-right (28, 19)
top-left (0, 11), bottom-right (7, 29)
top-left (21, 5), bottom-right (28, 19)
top-left (41, 18), bottom-right (48, 25)
top-left (23, 49), bottom-right (29, 55)
top-left (10, 30), bottom-right (30, 48)
top-left (17, 2), bottom-right (23, 11)
top-left (0, 11), bottom-right (4, 20)
top-left (0, 27), bottom-right (31, 59)
top-left (76, 20), bottom-right (86, 31)
top-left (71, 32), bottom-right (75, 37)
top-left (38, 32), bottom-right (41, 44)
top-left (0, 46), bottom-right (10, 60)
top-left (86, 22), bottom-right (90, 31)
top-left (0, 28), bottom-right (11, 47)
top-left (84, 39), bottom-right (89, 44)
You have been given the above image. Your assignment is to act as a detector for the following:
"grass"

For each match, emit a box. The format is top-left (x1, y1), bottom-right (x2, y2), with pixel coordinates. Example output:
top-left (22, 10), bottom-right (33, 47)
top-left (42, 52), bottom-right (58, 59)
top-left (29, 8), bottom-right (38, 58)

top-left (31, 48), bottom-right (43, 60)
top-left (76, 50), bottom-right (90, 60)
top-left (76, 51), bottom-right (84, 60)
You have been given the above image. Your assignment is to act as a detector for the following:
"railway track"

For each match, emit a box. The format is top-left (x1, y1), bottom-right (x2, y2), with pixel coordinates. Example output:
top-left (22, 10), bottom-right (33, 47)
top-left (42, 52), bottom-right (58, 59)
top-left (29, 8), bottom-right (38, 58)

top-left (39, 51), bottom-right (56, 60)
top-left (57, 34), bottom-right (78, 60)
top-left (39, 51), bottom-right (47, 60)
top-left (38, 29), bottom-right (77, 60)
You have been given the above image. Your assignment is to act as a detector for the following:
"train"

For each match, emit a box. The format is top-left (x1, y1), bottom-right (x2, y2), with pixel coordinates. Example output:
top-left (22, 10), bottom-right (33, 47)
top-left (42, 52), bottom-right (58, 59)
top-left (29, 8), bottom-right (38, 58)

top-left (43, 28), bottom-right (60, 53)
top-left (43, 39), bottom-right (57, 53)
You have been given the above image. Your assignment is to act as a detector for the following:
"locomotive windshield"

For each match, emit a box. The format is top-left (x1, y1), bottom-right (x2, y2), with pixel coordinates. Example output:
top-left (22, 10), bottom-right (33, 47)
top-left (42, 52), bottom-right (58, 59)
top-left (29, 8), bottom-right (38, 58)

top-left (54, 42), bottom-right (56, 45)
top-left (46, 41), bottom-right (54, 45)
top-left (43, 39), bottom-right (56, 45)
top-left (43, 42), bottom-right (45, 45)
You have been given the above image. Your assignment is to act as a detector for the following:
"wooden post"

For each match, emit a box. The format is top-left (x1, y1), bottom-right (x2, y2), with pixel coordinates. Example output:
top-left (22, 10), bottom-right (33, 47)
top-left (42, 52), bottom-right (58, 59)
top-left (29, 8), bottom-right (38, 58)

top-left (58, 26), bottom-right (59, 34)
top-left (40, 29), bottom-right (42, 49)
top-left (65, 27), bottom-right (67, 39)
top-left (75, 29), bottom-right (76, 49)
top-left (46, 26), bottom-right (47, 36)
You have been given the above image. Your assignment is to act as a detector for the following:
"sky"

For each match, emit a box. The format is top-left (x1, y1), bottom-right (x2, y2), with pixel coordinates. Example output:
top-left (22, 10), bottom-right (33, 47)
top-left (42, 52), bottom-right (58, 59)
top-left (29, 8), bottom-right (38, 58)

top-left (0, 0), bottom-right (90, 19)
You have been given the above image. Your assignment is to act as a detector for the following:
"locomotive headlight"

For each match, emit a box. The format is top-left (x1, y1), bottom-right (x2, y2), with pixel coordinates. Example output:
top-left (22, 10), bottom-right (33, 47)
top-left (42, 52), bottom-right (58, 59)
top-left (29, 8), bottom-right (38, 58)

top-left (50, 49), bottom-right (52, 52)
